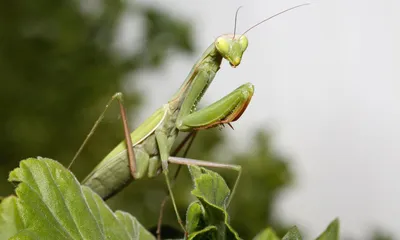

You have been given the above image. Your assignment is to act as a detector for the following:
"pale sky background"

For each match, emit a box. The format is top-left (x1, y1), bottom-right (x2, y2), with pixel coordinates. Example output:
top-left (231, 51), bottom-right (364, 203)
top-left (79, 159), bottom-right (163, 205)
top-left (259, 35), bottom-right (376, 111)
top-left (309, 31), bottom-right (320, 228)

top-left (118, 0), bottom-right (400, 238)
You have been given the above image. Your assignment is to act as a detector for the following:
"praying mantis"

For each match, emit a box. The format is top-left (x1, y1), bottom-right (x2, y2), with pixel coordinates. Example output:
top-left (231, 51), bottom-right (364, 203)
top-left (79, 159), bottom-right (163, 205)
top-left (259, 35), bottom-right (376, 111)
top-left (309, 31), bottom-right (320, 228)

top-left (68, 3), bottom-right (309, 236)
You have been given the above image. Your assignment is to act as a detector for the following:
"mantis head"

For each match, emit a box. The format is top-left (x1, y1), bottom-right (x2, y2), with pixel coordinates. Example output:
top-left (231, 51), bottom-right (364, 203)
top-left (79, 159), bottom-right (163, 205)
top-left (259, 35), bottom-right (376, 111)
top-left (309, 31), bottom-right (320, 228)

top-left (215, 34), bottom-right (248, 68)
top-left (215, 3), bottom-right (309, 68)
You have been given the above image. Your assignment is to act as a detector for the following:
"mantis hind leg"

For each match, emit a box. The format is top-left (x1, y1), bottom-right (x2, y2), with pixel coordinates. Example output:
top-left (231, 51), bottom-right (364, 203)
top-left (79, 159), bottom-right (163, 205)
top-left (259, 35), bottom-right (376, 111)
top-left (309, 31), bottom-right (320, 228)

top-left (68, 92), bottom-right (136, 180)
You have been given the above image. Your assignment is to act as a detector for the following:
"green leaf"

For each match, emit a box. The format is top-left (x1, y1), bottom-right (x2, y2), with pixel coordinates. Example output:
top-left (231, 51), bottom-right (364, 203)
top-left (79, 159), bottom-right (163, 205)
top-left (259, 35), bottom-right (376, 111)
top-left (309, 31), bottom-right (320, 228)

top-left (315, 218), bottom-right (340, 240)
top-left (115, 211), bottom-right (155, 239)
top-left (0, 196), bottom-right (24, 239)
top-left (189, 165), bottom-right (230, 209)
top-left (8, 158), bottom-right (154, 240)
top-left (186, 202), bottom-right (206, 234)
top-left (187, 226), bottom-right (218, 240)
top-left (186, 201), bottom-right (219, 240)
top-left (188, 165), bottom-right (241, 240)
top-left (253, 227), bottom-right (279, 240)
top-left (282, 226), bottom-right (302, 240)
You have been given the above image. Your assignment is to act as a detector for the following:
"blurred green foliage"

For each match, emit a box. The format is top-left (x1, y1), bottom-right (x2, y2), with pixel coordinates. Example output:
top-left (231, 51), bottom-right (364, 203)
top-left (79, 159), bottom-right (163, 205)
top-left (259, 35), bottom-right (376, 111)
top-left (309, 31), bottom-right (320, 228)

top-left (370, 230), bottom-right (394, 240)
top-left (1, 1), bottom-right (392, 240)
top-left (0, 0), bottom-right (192, 186)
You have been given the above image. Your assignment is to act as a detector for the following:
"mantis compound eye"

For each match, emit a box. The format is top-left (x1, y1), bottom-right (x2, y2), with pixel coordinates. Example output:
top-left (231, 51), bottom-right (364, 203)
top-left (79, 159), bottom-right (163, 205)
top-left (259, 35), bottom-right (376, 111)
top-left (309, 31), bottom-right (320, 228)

top-left (215, 37), bottom-right (230, 55)
top-left (239, 36), bottom-right (248, 51)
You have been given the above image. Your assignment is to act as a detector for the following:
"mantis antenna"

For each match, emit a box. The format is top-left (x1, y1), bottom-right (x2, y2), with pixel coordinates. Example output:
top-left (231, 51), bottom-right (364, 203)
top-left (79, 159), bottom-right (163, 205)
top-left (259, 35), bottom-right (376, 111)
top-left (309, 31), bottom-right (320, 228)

top-left (233, 6), bottom-right (243, 38)
top-left (241, 3), bottom-right (310, 36)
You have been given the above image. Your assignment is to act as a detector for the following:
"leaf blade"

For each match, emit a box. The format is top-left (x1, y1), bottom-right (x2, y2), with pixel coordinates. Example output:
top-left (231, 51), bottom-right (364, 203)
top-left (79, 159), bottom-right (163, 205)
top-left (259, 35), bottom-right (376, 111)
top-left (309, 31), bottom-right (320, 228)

top-left (315, 218), bottom-right (340, 240)
top-left (282, 226), bottom-right (302, 240)
top-left (0, 196), bottom-right (24, 239)
top-left (253, 227), bottom-right (280, 240)
top-left (8, 158), bottom-right (155, 240)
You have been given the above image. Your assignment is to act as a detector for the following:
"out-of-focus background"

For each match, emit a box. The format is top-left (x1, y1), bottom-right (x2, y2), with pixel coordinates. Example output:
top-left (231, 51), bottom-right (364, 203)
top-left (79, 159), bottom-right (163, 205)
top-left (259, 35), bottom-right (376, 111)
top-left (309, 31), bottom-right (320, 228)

top-left (0, 0), bottom-right (398, 239)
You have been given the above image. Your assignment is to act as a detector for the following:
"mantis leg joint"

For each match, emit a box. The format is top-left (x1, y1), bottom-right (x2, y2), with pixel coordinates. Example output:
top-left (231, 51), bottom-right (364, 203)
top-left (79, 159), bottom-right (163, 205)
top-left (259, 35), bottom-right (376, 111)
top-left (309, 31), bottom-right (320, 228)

top-left (112, 92), bottom-right (124, 101)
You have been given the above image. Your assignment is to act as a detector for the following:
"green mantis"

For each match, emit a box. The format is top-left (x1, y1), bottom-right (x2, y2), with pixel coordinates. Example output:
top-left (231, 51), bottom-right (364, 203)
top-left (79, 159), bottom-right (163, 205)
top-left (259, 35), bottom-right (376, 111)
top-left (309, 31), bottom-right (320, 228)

top-left (69, 3), bottom-right (309, 236)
